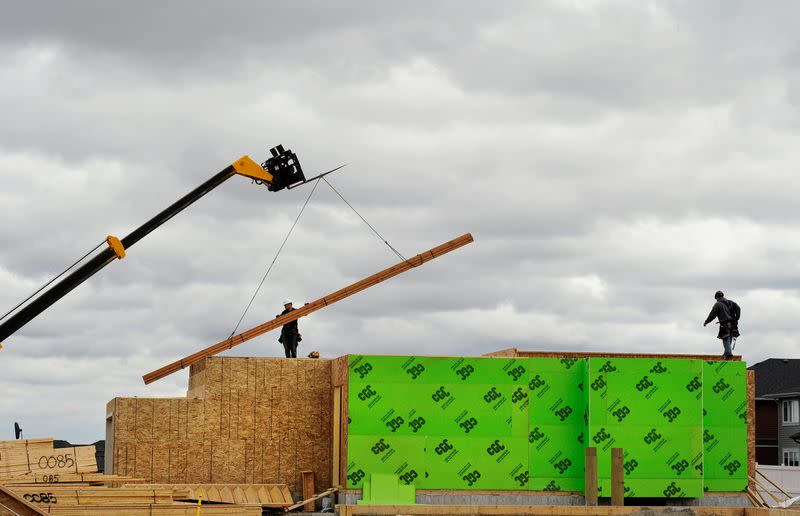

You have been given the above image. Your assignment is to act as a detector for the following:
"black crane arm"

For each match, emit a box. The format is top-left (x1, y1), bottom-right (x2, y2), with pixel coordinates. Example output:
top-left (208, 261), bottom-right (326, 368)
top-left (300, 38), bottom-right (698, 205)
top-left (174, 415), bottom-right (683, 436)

top-left (0, 145), bottom-right (307, 345)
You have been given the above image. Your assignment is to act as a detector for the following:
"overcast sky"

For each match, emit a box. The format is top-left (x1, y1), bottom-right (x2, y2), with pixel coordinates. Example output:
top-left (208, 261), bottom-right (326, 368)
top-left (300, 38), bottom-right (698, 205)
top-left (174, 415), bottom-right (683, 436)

top-left (1, 1), bottom-right (799, 443)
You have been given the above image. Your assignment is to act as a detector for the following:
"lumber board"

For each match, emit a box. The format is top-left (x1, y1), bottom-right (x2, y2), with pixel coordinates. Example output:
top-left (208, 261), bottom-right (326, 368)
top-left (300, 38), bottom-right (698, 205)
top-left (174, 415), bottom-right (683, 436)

top-left (584, 447), bottom-right (597, 506)
top-left (7, 487), bottom-right (181, 506)
top-left (301, 470), bottom-right (315, 511)
top-left (340, 505), bottom-right (757, 516)
top-left (610, 448), bottom-right (624, 506)
top-left (40, 503), bottom-right (262, 515)
top-left (0, 439), bottom-right (97, 479)
top-left (747, 369), bottom-right (756, 487)
top-left (143, 232), bottom-right (474, 384)
top-left (332, 386), bottom-right (342, 487)
top-left (1, 474), bottom-right (145, 485)
top-left (0, 484), bottom-right (49, 516)
top-left (128, 484), bottom-right (294, 508)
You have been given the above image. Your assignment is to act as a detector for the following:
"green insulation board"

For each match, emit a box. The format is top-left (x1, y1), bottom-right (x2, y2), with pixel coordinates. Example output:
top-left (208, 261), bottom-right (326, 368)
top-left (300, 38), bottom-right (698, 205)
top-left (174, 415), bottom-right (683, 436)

top-left (586, 358), bottom-right (704, 498)
top-left (702, 360), bottom-right (748, 492)
top-left (346, 355), bottom-right (748, 498)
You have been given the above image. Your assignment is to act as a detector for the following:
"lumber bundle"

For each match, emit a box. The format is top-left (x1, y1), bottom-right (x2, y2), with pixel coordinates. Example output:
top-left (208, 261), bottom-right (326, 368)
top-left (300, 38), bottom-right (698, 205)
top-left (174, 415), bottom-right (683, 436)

top-left (131, 483), bottom-right (293, 508)
top-left (40, 504), bottom-right (262, 515)
top-left (1, 473), bottom-right (145, 485)
top-left (108, 358), bottom-right (331, 494)
top-left (0, 438), bottom-right (97, 479)
top-left (4, 484), bottom-right (260, 515)
top-left (0, 483), bottom-right (49, 516)
top-left (143, 232), bottom-right (474, 384)
top-left (7, 486), bottom-right (183, 506)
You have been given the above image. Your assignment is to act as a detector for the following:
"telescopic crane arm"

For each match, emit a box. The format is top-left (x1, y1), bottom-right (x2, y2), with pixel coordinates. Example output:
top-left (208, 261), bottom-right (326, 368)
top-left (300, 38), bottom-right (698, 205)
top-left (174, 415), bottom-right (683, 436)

top-left (0, 145), bottom-right (317, 345)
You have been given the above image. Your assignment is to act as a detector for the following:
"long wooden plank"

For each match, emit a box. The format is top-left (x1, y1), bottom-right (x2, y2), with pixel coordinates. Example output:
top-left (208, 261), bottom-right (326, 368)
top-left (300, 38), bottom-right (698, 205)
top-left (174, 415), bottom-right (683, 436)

top-left (332, 386), bottom-right (342, 487)
top-left (143, 233), bottom-right (474, 384)
top-left (41, 504), bottom-right (262, 515)
top-left (611, 447), bottom-right (624, 506)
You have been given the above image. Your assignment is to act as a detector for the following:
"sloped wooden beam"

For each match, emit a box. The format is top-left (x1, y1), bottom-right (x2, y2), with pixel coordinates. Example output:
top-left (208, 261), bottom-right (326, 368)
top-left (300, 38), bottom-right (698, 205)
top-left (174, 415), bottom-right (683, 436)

top-left (143, 233), bottom-right (474, 384)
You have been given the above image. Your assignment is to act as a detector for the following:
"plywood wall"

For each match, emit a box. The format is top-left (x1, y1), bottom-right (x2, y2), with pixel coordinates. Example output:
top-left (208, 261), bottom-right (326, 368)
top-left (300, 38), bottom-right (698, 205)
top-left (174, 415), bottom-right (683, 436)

top-left (108, 357), bottom-right (332, 497)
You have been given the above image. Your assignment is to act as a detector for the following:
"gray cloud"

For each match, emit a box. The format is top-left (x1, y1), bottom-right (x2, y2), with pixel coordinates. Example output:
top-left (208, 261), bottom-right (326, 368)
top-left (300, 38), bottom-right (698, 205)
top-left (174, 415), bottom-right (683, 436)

top-left (2, 1), bottom-right (799, 442)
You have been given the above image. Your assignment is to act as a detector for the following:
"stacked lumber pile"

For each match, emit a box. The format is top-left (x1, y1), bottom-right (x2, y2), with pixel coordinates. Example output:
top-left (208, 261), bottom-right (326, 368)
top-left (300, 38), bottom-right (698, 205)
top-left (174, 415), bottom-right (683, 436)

top-left (1, 472), bottom-right (144, 485)
top-left (0, 438), bottom-right (96, 480)
top-left (108, 357), bottom-right (332, 494)
top-left (4, 485), bottom-right (262, 515)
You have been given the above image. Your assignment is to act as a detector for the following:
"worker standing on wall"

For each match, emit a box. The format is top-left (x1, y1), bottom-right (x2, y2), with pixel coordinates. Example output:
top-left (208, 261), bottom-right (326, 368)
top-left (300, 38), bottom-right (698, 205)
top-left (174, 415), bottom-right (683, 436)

top-left (703, 290), bottom-right (741, 359)
top-left (277, 300), bottom-right (301, 358)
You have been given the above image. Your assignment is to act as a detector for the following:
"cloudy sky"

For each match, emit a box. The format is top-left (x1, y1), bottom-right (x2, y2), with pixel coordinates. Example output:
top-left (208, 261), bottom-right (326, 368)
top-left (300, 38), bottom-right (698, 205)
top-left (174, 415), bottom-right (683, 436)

top-left (1, 1), bottom-right (799, 443)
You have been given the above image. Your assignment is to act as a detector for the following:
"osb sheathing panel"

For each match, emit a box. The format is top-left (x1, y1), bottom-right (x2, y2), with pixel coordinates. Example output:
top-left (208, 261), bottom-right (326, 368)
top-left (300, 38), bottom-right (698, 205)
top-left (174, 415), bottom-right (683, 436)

top-left (110, 357), bottom-right (332, 495)
top-left (747, 369), bottom-right (755, 486)
top-left (332, 355), bottom-right (350, 485)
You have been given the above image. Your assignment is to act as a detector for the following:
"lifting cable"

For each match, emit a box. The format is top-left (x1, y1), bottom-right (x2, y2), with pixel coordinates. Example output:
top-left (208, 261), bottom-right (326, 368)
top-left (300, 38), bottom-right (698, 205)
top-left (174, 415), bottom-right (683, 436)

top-left (227, 178), bottom-right (322, 338)
top-left (321, 176), bottom-right (411, 264)
top-left (228, 173), bottom-right (412, 339)
top-left (0, 240), bottom-right (107, 323)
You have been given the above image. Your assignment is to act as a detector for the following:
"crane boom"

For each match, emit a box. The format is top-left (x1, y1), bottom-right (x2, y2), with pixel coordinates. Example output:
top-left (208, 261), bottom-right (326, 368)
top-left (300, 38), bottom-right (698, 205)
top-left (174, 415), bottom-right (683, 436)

top-left (0, 145), bottom-right (308, 345)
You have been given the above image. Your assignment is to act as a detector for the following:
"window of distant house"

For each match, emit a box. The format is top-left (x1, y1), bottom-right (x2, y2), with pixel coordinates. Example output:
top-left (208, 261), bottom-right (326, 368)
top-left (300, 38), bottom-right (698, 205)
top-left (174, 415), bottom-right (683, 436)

top-left (784, 448), bottom-right (800, 467)
top-left (783, 400), bottom-right (800, 425)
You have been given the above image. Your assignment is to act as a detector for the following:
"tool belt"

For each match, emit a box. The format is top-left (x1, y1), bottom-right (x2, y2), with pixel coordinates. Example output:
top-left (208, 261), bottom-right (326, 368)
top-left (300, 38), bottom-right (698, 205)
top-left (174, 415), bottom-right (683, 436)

top-left (718, 320), bottom-right (740, 339)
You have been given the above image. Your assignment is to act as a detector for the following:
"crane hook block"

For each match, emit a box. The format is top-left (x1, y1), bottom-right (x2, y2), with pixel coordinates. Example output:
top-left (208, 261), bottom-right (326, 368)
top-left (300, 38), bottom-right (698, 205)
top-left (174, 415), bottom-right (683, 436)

top-left (232, 155), bottom-right (274, 184)
top-left (106, 235), bottom-right (126, 259)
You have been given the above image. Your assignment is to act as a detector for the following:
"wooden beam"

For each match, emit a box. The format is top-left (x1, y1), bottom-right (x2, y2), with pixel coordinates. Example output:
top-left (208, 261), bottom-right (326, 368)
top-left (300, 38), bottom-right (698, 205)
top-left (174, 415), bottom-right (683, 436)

top-left (143, 233), bottom-right (474, 384)
top-left (584, 447), bottom-right (597, 506)
top-left (611, 447), bottom-right (624, 506)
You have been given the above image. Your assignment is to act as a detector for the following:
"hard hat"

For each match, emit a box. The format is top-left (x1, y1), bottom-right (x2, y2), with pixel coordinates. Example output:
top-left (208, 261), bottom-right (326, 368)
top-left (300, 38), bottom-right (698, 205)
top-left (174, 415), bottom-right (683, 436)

top-left (283, 300), bottom-right (292, 305)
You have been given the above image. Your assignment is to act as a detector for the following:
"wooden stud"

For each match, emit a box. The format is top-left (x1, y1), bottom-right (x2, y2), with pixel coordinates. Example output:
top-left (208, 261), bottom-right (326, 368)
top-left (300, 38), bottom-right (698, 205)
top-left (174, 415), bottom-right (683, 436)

top-left (611, 448), bottom-right (624, 507)
top-left (747, 475), bottom-right (783, 504)
top-left (755, 468), bottom-right (792, 498)
top-left (301, 470), bottom-right (315, 511)
top-left (584, 447), bottom-right (597, 506)
top-left (332, 386), bottom-right (342, 487)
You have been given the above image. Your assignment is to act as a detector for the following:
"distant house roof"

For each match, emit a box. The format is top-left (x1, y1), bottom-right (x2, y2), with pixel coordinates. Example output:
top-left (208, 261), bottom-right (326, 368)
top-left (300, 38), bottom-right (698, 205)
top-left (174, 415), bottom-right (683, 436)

top-left (748, 359), bottom-right (800, 397)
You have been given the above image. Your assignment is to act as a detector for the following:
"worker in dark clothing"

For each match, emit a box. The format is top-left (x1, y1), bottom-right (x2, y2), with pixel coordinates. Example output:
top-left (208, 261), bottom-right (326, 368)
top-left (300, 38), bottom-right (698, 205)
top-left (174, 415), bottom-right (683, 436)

top-left (704, 290), bottom-right (741, 359)
top-left (277, 300), bottom-right (301, 358)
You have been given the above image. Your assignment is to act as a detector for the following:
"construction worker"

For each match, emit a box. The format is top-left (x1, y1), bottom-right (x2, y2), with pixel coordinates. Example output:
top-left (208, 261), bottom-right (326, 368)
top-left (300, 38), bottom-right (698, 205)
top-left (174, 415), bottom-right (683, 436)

top-left (703, 290), bottom-right (741, 359)
top-left (277, 300), bottom-right (301, 358)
